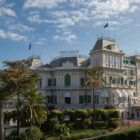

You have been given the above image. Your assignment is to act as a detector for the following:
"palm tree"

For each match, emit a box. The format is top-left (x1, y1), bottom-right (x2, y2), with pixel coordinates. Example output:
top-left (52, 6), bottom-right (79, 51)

top-left (84, 67), bottom-right (105, 129)
top-left (21, 89), bottom-right (47, 127)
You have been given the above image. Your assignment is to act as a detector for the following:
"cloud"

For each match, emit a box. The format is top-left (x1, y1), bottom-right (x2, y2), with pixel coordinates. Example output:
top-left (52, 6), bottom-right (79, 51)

top-left (24, 0), bottom-right (67, 9)
top-left (27, 13), bottom-right (56, 24)
top-left (23, 0), bottom-right (140, 43)
top-left (8, 24), bottom-right (34, 32)
top-left (0, 29), bottom-right (26, 41)
top-left (0, 7), bottom-right (16, 17)
top-left (0, 0), bottom-right (16, 17)
top-left (130, 5), bottom-right (138, 13)
top-left (35, 37), bottom-right (47, 45)
top-left (54, 34), bottom-right (77, 42)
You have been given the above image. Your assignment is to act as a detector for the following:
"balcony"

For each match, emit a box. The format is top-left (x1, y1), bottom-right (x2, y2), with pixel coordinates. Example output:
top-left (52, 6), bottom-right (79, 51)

top-left (123, 63), bottom-right (136, 68)
top-left (46, 86), bottom-right (91, 90)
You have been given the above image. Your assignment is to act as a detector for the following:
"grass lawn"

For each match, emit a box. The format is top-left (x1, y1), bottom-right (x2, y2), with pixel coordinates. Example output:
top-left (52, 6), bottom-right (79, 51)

top-left (46, 128), bottom-right (106, 140)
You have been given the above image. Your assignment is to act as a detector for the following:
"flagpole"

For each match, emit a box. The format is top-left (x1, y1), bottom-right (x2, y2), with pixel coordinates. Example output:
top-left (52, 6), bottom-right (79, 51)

top-left (108, 16), bottom-right (111, 40)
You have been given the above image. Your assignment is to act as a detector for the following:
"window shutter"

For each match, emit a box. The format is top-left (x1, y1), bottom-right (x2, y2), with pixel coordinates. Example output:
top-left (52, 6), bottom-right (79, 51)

top-left (54, 79), bottom-right (56, 86)
top-left (48, 79), bottom-right (52, 86)
top-left (88, 96), bottom-right (91, 103)
top-left (80, 78), bottom-right (84, 86)
top-left (79, 96), bottom-right (83, 104)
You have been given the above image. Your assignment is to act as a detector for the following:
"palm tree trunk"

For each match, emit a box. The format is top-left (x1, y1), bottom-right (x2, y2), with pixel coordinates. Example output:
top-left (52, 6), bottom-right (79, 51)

top-left (17, 92), bottom-right (20, 137)
top-left (0, 104), bottom-right (5, 140)
top-left (92, 88), bottom-right (95, 129)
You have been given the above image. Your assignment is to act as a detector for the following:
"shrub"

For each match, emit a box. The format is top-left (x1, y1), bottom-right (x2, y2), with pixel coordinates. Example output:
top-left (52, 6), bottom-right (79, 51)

top-left (107, 109), bottom-right (120, 120)
top-left (49, 118), bottom-right (60, 133)
top-left (20, 126), bottom-right (44, 140)
top-left (87, 109), bottom-right (94, 115)
top-left (95, 109), bottom-right (108, 121)
top-left (90, 125), bottom-right (140, 140)
top-left (75, 109), bottom-right (89, 120)
top-left (63, 109), bottom-right (75, 122)
top-left (50, 110), bottom-right (62, 122)
top-left (74, 120), bottom-right (85, 129)
top-left (57, 123), bottom-right (70, 137)
top-left (95, 121), bottom-right (106, 128)
top-left (84, 118), bottom-right (92, 128)
top-left (107, 118), bottom-right (120, 129)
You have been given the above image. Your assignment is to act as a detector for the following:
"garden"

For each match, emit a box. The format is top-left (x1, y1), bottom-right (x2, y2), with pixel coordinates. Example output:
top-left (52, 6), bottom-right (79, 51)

top-left (5, 108), bottom-right (120, 140)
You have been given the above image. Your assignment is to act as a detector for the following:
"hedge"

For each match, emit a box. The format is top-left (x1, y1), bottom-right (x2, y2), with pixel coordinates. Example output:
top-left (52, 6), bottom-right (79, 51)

top-left (89, 125), bottom-right (140, 140)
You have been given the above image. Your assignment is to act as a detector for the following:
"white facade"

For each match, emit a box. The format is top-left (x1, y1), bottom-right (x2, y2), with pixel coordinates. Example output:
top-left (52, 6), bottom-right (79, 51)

top-left (33, 37), bottom-right (140, 120)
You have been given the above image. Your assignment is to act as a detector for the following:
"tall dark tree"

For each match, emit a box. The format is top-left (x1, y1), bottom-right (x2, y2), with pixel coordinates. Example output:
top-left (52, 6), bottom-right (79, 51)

top-left (0, 60), bottom-right (39, 138)
top-left (0, 69), bottom-right (17, 140)
top-left (84, 67), bottom-right (105, 129)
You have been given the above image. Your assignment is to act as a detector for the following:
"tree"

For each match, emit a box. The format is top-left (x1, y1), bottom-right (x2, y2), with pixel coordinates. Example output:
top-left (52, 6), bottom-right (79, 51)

top-left (0, 69), bottom-right (18, 140)
top-left (21, 88), bottom-right (47, 127)
top-left (84, 67), bottom-right (105, 129)
top-left (2, 60), bottom-right (39, 137)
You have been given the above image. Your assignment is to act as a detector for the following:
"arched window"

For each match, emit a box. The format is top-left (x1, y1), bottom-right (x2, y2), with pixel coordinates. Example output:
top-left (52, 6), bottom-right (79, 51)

top-left (65, 74), bottom-right (71, 86)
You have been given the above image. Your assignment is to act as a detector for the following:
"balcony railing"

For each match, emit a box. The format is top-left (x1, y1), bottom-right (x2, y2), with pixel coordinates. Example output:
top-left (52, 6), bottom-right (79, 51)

top-left (45, 86), bottom-right (91, 90)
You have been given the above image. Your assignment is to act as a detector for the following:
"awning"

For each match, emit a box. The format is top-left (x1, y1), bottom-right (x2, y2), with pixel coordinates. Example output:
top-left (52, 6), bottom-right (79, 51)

top-left (64, 92), bottom-right (70, 97)
top-left (127, 90), bottom-right (133, 97)
top-left (100, 90), bottom-right (109, 97)
top-left (114, 90), bottom-right (122, 97)
top-left (121, 90), bottom-right (128, 97)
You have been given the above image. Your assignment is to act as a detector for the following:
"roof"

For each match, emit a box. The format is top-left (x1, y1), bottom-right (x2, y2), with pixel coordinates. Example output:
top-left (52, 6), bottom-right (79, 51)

top-left (50, 56), bottom-right (90, 68)
top-left (91, 37), bottom-right (121, 52)
top-left (36, 56), bottom-right (90, 69)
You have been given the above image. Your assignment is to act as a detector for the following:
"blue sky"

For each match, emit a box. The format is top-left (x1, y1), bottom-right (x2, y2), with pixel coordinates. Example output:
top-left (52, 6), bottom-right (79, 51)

top-left (1, 0), bottom-right (140, 69)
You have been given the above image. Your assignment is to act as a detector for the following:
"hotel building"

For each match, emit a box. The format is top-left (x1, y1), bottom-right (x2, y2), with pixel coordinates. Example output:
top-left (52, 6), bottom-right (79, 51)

top-left (30, 37), bottom-right (140, 119)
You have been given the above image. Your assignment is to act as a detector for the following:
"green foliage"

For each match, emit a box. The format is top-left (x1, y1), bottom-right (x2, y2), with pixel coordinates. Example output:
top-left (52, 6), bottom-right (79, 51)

top-left (95, 109), bottom-right (108, 121)
top-left (50, 110), bottom-right (62, 122)
top-left (20, 126), bottom-right (44, 140)
top-left (84, 119), bottom-right (92, 128)
top-left (95, 121), bottom-right (106, 128)
top-left (49, 118), bottom-right (60, 133)
top-left (74, 120), bottom-right (85, 129)
top-left (57, 123), bottom-right (70, 137)
top-left (21, 93), bottom-right (47, 126)
top-left (63, 109), bottom-right (75, 122)
top-left (90, 125), bottom-right (140, 140)
top-left (87, 109), bottom-right (93, 116)
top-left (75, 109), bottom-right (89, 120)
top-left (4, 110), bottom-right (18, 123)
top-left (106, 118), bottom-right (120, 129)
top-left (107, 109), bottom-right (120, 120)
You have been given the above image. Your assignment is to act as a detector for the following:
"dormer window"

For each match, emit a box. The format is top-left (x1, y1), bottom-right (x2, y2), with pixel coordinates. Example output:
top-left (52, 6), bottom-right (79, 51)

top-left (106, 44), bottom-right (115, 50)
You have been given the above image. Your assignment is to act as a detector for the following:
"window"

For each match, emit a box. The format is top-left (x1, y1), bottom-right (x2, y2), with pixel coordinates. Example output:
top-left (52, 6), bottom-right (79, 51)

top-left (79, 95), bottom-right (91, 104)
top-left (101, 97), bottom-right (109, 105)
top-left (88, 96), bottom-right (91, 103)
top-left (54, 78), bottom-right (56, 86)
top-left (121, 77), bottom-right (123, 85)
top-left (94, 95), bottom-right (99, 104)
top-left (65, 74), bottom-right (71, 86)
top-left (79, 96), bottom-right (84, 104)
top-left (125, 80), bottom-right (127, 85)
top-left (47, 96), bottom-right (57, 104)
top-left (48, 79), bottom-right (52, 86)
top-left (110, 76), bottom-right (112, 84)
top-left (65, 97), bottom-right (71, 104)
top-left (38, 79), bottom-right (42, 88)
top-left (80, 78), bottom-right (84, 86)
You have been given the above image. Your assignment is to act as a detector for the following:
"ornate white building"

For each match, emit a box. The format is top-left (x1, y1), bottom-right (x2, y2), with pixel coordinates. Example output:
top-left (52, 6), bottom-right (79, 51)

top-left (32, 37), bottom-right (140, 120)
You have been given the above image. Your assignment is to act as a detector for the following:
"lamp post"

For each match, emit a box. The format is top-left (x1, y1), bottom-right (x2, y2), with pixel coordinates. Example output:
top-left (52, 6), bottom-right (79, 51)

top-left (128, 95), bottom-right (131, 128)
